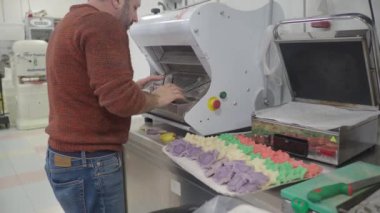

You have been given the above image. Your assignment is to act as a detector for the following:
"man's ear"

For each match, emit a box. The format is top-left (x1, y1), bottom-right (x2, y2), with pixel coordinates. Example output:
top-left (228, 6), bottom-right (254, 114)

top-left (111, 0), bottom-right (122, 9)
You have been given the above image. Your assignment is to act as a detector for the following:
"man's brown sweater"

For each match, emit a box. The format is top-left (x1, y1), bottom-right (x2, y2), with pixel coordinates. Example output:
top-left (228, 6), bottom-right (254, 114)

top-left (46, 4), bottom-right (146, 152)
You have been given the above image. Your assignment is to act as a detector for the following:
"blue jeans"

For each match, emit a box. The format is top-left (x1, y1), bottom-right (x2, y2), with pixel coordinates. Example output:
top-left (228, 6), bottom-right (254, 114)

top-left (45, 148), bottom-right (126, 213)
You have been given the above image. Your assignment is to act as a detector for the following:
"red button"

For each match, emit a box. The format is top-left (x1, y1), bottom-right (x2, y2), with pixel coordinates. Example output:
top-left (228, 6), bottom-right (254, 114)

top-left (213, 100), bottom-right (221, 110)
top-left (311, 21), bottom-right (331, 29)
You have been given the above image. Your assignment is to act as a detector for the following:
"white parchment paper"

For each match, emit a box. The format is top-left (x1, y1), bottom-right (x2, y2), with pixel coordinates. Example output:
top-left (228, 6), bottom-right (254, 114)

top-left (255, 102), bottom-right (380, 130)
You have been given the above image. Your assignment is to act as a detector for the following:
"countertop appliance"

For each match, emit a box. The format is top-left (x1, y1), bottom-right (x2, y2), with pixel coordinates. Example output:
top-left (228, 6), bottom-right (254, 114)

top-left (25, 16), bottom-right (55, 41)
top-left (252, 13), bottom-right (380, 165)
top-left (130, 2), bottom-right (288, 135)
top-left (11, 40), bottom-right (48, 129)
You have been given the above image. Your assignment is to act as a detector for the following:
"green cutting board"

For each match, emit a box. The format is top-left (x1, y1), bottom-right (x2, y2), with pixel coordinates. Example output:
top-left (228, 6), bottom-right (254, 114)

top-left (281, 161), bottom-right (380, 213)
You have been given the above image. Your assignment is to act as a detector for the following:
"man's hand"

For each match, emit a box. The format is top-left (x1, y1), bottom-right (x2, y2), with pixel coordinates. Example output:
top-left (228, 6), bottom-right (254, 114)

top-left (152, 84), bottom-right (185, 107)
top-left (136, 75), bottom-right (164, 89)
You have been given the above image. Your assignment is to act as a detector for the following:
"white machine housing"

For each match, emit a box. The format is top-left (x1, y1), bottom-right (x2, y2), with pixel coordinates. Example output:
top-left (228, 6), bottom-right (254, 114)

top-left (25, 17), bottom-right (55, 41)
top-left (12, 40), bottom-right (48, 130)
top-left (130, 2), bottom-right (286, 135)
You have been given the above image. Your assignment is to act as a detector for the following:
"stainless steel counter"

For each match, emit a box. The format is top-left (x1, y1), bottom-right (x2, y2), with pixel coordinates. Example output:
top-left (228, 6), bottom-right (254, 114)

top-left (124, 117), bottom-right (217, 213)
top-left (123, 116), bottom-right (380, 213)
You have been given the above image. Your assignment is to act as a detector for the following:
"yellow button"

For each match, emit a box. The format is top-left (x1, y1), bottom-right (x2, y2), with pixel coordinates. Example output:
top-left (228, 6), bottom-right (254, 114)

top-left (160, 132), bottom-right (176, 144)
top-left (208, 96), bottom-right (221, 111)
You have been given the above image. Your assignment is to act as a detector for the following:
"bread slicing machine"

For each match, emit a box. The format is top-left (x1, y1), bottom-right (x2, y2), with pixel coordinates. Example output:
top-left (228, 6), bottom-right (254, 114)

top-left (130, 2), bottom-right (288, 135)
top-left (252, 13), bottom-right (380, 165)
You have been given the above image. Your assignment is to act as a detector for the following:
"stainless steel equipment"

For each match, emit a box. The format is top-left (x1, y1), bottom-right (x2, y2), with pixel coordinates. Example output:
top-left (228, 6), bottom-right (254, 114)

top-left (124, 118), bottom-right (380, 212)
top-left (130, 2), bottom-right (287, 135)
top-left (11, 40), bottom-right (49, 129)
top-left (124, 119), bottom-right (217, 213)
top-left (252, 13), bottom-right (380, 165)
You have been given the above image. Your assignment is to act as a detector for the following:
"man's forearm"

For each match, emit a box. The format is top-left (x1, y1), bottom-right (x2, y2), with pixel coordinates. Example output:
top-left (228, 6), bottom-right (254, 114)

top-left (139, 92), bottom-right (160, 113)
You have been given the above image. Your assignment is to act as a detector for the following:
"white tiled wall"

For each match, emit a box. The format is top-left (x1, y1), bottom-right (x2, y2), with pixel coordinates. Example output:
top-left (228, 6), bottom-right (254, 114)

top-left (0, 0), bottom-right (23, 23)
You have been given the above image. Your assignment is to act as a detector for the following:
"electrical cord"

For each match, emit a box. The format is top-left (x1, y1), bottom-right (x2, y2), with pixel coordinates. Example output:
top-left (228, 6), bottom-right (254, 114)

top-left (369, 0), bottom-right (375, 24)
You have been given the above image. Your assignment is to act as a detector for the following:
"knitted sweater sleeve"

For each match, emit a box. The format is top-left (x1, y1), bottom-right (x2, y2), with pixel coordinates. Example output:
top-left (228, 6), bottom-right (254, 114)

top-left (77, 12), bottom-right (146, 117)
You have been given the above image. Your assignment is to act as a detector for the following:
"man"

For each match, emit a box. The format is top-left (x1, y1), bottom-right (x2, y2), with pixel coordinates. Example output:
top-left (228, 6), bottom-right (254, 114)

top-left (44, 0), bottom-right (184, 212)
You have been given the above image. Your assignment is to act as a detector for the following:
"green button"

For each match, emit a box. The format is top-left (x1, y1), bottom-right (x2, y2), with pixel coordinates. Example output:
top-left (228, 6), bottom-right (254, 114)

top-left (219, 91), bottom-right (227, 99)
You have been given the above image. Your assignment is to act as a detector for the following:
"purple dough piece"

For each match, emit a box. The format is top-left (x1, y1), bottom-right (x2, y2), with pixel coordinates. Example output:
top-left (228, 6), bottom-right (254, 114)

top-left (179, 143), bottom-right (194, 157)
top-left (227, 168), bottom-right (257, 192)
top-left (227, 172), bottom-right (248, 192)
top-left (204, 158), bottom-right (228, 177)
top-left (227, 169), bottom-right (269, 194)
top-left (186, 146), bottom-right (203, 160)
top-left (237, 170), bottom-right (256, 184)
top-left (213, 163), bottom-right (234, 184)
top-left (237, 183), bottom-right (260, 194)
top-left (165, 141), bottom-right (174, 152)
top-left (247, 170), bottom-right (269, 186)
top-left (197, 150), bottom-right (219, 169)
top-left (168, 139), bottom-right (189, 157)
top-left (233, 171), bottom-right (269, 194)
top-left (231, 161), bottom-right (251, 173)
